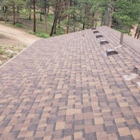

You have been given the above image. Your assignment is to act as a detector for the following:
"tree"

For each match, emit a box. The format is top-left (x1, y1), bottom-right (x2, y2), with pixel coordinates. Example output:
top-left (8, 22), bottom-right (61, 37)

top-left (0, 0), bottom-right (24, 24)
top-left (0, 0), bottom-right (8, 23)
top-left (111, 0), bottom-right (140, 43)
top-left (50, 0), bottom-right (61, 36)
top-left (37, 0), bottom-right (49, 33)
top-left (0, 0), bottom-right (140, 38)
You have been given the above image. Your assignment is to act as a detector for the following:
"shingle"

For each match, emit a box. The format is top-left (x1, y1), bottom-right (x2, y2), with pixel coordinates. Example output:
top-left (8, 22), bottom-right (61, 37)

top-left (0, 26), bottom-right (140, 139)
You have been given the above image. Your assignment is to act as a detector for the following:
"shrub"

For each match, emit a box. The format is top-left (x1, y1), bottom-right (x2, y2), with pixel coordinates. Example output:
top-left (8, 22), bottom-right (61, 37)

top-left (36, 33), bottom-right (50, 38)
top-left (15, 23), bottom-right (23, 28)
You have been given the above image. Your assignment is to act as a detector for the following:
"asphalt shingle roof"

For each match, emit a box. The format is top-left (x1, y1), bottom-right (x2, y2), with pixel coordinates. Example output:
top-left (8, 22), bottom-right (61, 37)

top-left (0, 26), bottom-right (140, 140)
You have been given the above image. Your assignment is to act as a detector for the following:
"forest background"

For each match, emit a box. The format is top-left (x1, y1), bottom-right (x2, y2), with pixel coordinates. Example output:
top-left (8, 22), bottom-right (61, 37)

top-left (0, 0), bottom-right (140, 38)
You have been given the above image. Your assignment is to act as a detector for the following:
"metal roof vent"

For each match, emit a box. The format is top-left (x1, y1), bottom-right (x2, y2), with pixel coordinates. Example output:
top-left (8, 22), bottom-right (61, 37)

top-left (92, 27), bottom-right (96, 30)
top-left (100, 40), bottom-right (109, 45)
top-left (106, 48), bottom-right (118, 56)
top-left (96, 34), bottom-right (103, 38)
top-left (93, 30), bottom-right (99, 33)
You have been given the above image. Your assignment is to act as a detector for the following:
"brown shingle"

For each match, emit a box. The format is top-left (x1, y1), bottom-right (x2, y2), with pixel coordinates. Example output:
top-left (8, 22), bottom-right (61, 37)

top-left (0, 26), bottom-right (140, 139)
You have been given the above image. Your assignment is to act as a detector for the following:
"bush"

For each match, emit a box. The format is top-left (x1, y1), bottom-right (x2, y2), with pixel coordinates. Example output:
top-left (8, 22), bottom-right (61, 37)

top-left (36, 33), bottom-right (50, 38)
top-left (15, 23), bottom-right (23, 28)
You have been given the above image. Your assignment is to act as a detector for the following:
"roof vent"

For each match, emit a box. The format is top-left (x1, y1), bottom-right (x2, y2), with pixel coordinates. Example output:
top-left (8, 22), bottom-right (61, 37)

top-left (93, 30), bottom-right (99, 33)
top-left (100, 40), bottom-right (109, 45)
top-left (96, 34), bottom-right (103, 38)
top-left (106, 48), bottom-right (118, 56)
top-left (104, 44), bottom-right (122, 57)
top-left (92, 27), bottom-right (96, 30)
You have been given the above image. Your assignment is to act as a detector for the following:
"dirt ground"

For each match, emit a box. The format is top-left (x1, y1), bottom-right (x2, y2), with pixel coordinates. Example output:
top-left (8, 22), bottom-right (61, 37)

top-left (0, 23), bottom-right (41, 66)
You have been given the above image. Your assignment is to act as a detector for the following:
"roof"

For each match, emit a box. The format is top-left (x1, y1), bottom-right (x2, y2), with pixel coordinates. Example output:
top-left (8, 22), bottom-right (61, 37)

top-left (0, 26), bottom-right (140, 140)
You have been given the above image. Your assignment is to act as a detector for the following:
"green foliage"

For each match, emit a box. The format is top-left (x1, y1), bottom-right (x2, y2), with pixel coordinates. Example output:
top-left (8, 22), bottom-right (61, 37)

top-left (114, 28), bottom-right (129, 34)
top-left (1, 0), bottom-right (140, 37)
top-left (112, 0), bottom-right (140, 28)
top-left (36, 33), bottom-right (49, 38)
top-left (15, 23), bottom-right (23, 28)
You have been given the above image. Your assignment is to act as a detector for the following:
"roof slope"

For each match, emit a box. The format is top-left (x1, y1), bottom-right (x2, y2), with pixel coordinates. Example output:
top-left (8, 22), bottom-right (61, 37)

top-left (0, 26), bottom-right (140, 140)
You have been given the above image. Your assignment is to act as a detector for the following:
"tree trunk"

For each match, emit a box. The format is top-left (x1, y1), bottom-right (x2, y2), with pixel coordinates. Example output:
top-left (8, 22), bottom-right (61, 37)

top-left (92, 13), bottom-right (95, 26)
top-left (33, 0), bottom-right (36, 32)
top-left (16, 6), bottom-right (19, 23)
top-left (109, 8), bottom-right (114, 28)
top-left (4, 6), bottom-right (8, 24)
top-left (65, 0), bottom-right (71, 33)
top-left (50, 0), bottom-right (60, 36)
top-left (53, 17), bottom-right (58, 34)
top-left (12, 4), bottom-right (16, 25)
top-left (44, 14), bottom-right (47, 32)
top-left (109, 0), bottom-right (117, 28)
top-left (65, 14), bottom-right (70, 34)
top-left (44, 0), bottom-right (47, 33)
top-left (82, 22), bottom-right (85, 30)
top-left (50, 16), bottom-right (57, 36)
top-left (134, 27), bottom-right (138, 38)
top-left (40, 14), bottom-right (43, 21)
top-left (28, 0), bottom-right (32, 20)
top-left (82, 3), bottom-right (88, 30)
top-left (134, 25), bottom-right (140, 39)
top-left (101, 10), bottom-right (106, 26)
top-left (136, 27), bottom-right (140, 39)
top-left (29, 10), bottom-right (31, 20)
